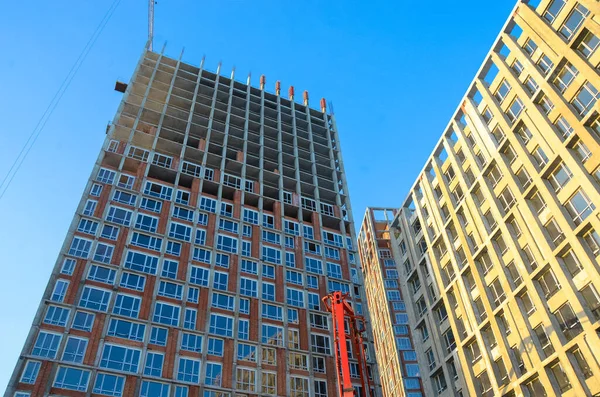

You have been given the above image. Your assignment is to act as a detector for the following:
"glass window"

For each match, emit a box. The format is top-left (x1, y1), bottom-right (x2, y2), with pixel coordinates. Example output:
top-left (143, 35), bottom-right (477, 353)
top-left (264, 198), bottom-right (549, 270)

top-left (62, 337), bottom-right (87, 363)
top-left (53, 366), bottom-right (90, 391)
top-left (93, 372), bottom-right (125, 396)
top-left (559, 4), bottom-right (589, 40)
top-left (144, 352), bottom-right (164, 377)
top-left (100, 344), bottom-right (141, 373)
top-left (177, 357), bottom-right (200, 383)
top-left (152, 302), bottom-right (180, 326)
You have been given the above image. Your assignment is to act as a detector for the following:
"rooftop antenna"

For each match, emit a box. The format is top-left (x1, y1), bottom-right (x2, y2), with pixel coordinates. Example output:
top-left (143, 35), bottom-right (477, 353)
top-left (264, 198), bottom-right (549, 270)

top-left (148, 0), bottom-right (155, 50)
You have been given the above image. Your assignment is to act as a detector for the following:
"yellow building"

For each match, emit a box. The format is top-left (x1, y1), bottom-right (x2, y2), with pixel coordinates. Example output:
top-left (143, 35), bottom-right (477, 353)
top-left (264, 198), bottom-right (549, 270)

top-left (363, 0), bottom-right (600, 396)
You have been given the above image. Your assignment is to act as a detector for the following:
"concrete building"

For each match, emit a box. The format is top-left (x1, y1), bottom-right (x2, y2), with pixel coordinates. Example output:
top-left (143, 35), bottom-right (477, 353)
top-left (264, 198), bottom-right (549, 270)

top-left (363, 0), bottom-right (600, 396)
top-left (5, 46), bottom-right (379, 397)
top-left (357, 208), bottom-right (425, 397)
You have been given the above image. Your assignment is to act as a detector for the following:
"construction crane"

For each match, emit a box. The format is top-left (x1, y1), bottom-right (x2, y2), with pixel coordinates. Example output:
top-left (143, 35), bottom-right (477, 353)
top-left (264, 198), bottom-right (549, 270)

top-left (148, 0), bottom-right (155, 50)
top-left (322, 291), bottom-right (374, 397)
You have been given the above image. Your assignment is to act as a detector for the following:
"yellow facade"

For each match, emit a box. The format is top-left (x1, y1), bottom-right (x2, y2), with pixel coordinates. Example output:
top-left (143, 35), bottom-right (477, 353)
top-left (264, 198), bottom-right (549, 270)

top-left (367, 0), bottom-right (600, 396)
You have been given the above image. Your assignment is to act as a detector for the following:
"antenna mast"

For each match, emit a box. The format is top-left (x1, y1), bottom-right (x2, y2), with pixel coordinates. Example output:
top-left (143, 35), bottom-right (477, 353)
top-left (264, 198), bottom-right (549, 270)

top-left (148, 0), bottom-right (154, 50)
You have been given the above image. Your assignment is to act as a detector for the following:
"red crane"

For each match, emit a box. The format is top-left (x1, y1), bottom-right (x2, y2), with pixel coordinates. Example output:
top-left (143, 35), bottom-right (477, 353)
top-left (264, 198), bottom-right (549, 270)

top-left (322, 291), bottom-right (374, 397)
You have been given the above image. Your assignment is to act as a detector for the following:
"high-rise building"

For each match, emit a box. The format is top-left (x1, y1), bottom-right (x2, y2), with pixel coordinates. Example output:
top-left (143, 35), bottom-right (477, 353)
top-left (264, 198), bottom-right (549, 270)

top-left (357, 208), bottom-right (425, 397)
top-left (363, 0), bottom-right (600, 396)
top-left (5, 47), bottom-right (380, 397)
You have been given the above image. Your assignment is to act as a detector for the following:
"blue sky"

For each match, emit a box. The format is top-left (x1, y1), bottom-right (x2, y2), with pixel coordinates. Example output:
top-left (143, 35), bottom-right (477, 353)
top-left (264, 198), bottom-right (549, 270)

top-left (0, 0), bottom-right (514, 389)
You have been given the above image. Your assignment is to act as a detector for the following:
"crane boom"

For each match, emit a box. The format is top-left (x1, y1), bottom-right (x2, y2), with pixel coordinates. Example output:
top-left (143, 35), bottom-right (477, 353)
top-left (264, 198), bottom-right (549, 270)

top-left (148, 0), bottom-right (154, 50)
top-left (322, 291), bottom-right (373, 397)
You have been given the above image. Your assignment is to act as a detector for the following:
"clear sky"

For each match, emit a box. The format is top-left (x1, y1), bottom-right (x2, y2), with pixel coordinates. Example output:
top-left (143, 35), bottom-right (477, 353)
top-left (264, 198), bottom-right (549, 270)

top-left (0, 0), bottom-right (515, 389)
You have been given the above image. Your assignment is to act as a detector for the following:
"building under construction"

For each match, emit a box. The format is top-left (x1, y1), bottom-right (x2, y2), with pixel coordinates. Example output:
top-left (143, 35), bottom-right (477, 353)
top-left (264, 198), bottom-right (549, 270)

top-left (5, 46), bottom-right (380, 397)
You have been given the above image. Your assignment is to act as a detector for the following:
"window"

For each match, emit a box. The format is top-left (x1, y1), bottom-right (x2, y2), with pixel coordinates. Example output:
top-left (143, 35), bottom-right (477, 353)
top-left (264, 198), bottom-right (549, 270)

top-left (426, 348), bottom-right (436, 370)
top-left (323, 231), bottom-right (343, 247)
top-left (144, 352), bottom-right (164, 377)
top-left (93, 372), bottom-right (125, 396)
top-left (262, 246), bottom-right (281, 264)
top-left (284, 220), bottom-right (299, 235)
top-left (476, 371), bottom-right (493, 397)
top-left (290, 377), bottom-right (309, 397)
top-left (512, 59), bottom-right (524, 75)
top-left (262, 372), bottom-right (277, 395)
top-left (215, 234), bottom-right (237, 254)
top-left (175, 190), bottom-right (190, 205)
top-left (108, 318), bottom-right (145, 342)
top-left (177, 357), bottom-right (200, 383)
top-left (262, 324), bottom-right (284, 346)
top-left (149, 327), bottom-right (167, 346)
top-left (562, 249), bottom-right (583, 276)
top-left (242, 208), bottom-right (258, 224)
top-left (113, 293), bottom-right (141, 318)
top-left (68, 236), bottom-right (93, 258)
top-left (311, 334), bottom-right (331, 354)
top-left (79, 286), bottom-right (111, 312)
top-left (523, 38), bottom-right (538, 55)
top-left (534, 324), bottom-right (555, 358)
top-left (72, 311), bottom-right (94, 332)
top-left (140, 381), bottom-right (169, 397)
top-left (83, 199), bottom-right (97, 216)
top-left (577, 30), bottom-right (600, 58)
top-left (498, 187), bottom-right (515, 213)
top-left (199, 197), bottom-right (216, 213)
top-left (59, 336), bottom-right (87, 364)
top-left (570, 347), bottom-right (593, 378)
top-left (543, 0), bottom-right (566, 23)
top-left (51, 279), bottom-right (69, 302)
top-left (210, 272), bottom-right (227, 292)
top-left (580, 283), bottom-right (600, 321)
top-left (44, 305), bottom-right (70, 327)
top-left (217, 219), bottom-right (239, 234)
top-left (524, 75), bottom-right (539, 94)
top-left (302, 225), bottom-right (314, 240)
top-left (304, 241), bottom-right (321, 255)
top-left (286, 288), bottom-right (305, 308)
top-left (53, 366), bottom-right (90, 391)
top-left (532, 146), bottom-right (549, 169)
top-left (166, 241), bottom-right (180, 256)
top-left (559, 3), bottom-right (589, 40)
top-left (572, 81), bottom-right (599, 115)
top-left (303, 257), bottom-right (322, 275)
top-left (433, 371), bottom-right (448, 394)
top-left (183, 308), bottom-right (196, 330)
top-left (262, 264), bottom-right (275, 279)
top-left (153, 302), bottom-right (180, 326)
top-left (481, 107), bottom-right (493, 123)
top-left (236, 368), bottom-right (256, 392)
top-left (262, 213), bottom-right (275, 229)
top-left (554, 303), bottom-right (583, 340)
top-left (548, 361), bottom-right (572, 393)
top-left (205, 362), bottom-right (222, 387)
top-left (158, 280), bottom-right (184, 300)
top-left (209, 314), bottom-right (233, 337)
top-left (32, 331), bottom-right (62, 359)
top-left (537, 94), bottom-right (554, 114)
top-left (489, 278), bottom-right (506, 307)
top-left (495, 79), bottom-right (511, 103)
top-left (262, 303), bottom-right (283, 321)
top-left (506, 98), bottom-right (524, 122)
top-left (97, 168), bottom-right (116, 184)
top-left (237, 343), bottom-right (257, 362)
top-left (289, 352), bottom-right (308, 370)
top-left (100, 344), bottom-right (141, 373)
top-left (565, 189), bottom-right (595, 225)
top-left (138, 197), bottom-right (161, 214)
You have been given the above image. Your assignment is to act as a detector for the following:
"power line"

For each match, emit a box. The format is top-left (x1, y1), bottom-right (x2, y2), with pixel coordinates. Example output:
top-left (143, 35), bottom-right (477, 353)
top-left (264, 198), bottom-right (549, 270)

top-left (0, 0), bottom-right (124, 201)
